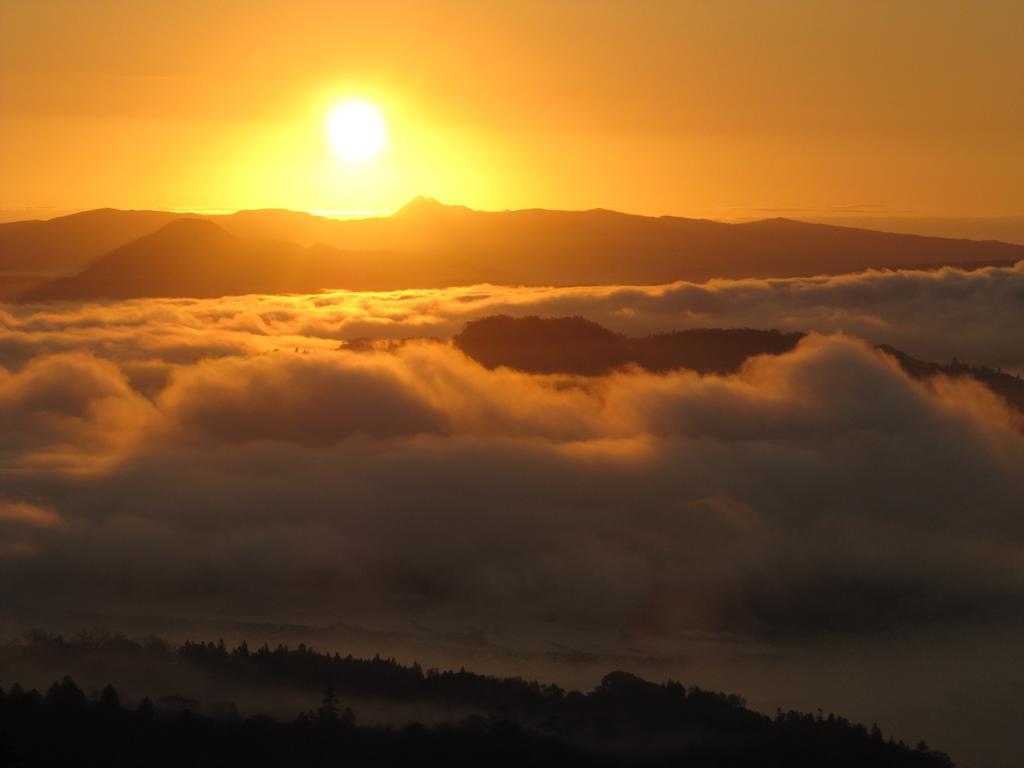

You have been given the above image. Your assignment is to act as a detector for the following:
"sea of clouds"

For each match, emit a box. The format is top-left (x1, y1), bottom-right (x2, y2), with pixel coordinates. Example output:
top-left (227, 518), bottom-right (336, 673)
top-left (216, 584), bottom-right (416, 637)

top-left (1, 262), bottom-right (1022, 646)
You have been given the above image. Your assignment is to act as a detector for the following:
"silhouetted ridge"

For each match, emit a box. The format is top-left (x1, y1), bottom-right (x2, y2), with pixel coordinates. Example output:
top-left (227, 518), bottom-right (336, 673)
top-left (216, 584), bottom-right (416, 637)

top-left (0, 633), bottom-right (955, 767)
top-left (20, 221), bottom-right (365, 301)
top-left (393, 196), bottom-right (472, 218)
top-left (7, 200), bottom-right (1024, 300)
top-left (0, 207), bottom-right (181, 275)
top-left (455, 315), bottom-right (630, 375)
top-left (634, 328), bottom-right (803, 374)
top-left (877, 345), bottom-right (1024, 413)
top-left (146, 218), bottom-right (247, 249)
top-left (453, 315), bottom-right (1024, 415)
top-left (454, 315), bottom-right (804, 375)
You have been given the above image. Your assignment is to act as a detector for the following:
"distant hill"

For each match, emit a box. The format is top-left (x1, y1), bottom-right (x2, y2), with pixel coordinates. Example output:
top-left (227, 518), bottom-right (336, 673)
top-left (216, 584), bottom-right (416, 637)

top-left (6, 198), bottom-right (1024, 300)
top-left (801, 214), bottom-right (1024, 246)
top-left (120, 199), bottom-right (1024, 283)
top-left (877, 345), bottom-right (1024, 414)
top-left (0, 208), bottom-right (180, 275)
top-left (0, 275), bottom-right (49, 302)
top-left (452, 315), bottom-right (1024, 415)
top-left (20, 219), bottom-right (366, 301)
top-left (454, 315), bottom-right (803, 376)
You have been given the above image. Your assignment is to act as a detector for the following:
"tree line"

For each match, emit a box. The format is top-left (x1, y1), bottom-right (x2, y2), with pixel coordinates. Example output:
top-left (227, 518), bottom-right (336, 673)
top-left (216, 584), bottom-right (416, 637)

top-left (0, 632), bottom-right (955, 767)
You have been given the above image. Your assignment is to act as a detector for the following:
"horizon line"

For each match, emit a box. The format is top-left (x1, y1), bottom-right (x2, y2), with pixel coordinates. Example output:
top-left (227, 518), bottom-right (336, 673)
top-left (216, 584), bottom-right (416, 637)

top-left (3, 200), bottom-right (1024, 227)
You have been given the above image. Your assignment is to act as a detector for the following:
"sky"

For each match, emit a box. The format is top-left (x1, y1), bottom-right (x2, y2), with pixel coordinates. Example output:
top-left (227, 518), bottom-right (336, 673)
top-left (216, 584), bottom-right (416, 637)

top-left (1, 0), bottom-right (1022, 219)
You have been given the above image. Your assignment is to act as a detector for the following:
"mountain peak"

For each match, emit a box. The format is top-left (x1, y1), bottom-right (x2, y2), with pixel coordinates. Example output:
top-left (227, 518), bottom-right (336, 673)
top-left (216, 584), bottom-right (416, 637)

top-left (393, 196), bottom-right (472, 218)
top-left (143, 217), bottom-right (234, 243)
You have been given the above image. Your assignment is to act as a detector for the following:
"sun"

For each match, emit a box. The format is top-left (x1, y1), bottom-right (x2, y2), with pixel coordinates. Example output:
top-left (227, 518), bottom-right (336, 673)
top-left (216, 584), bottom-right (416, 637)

top-left (326, 101), bottom-right (387, 163)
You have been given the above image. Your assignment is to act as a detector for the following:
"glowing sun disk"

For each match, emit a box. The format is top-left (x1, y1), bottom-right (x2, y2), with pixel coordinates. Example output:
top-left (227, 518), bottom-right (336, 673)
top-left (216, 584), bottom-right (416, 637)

top-left (326, 101), bottom-right (387, 163)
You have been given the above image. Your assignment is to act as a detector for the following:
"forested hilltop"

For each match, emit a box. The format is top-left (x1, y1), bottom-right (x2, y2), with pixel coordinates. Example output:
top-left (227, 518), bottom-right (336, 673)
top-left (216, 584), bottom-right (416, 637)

top-left (0, 633), bottom-right (953, 767)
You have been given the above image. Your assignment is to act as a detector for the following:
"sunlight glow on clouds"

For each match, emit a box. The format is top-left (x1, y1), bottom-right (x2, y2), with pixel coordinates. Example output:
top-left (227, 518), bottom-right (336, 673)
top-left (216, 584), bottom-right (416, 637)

top-left (1, 264), bottom-right (1023, 642)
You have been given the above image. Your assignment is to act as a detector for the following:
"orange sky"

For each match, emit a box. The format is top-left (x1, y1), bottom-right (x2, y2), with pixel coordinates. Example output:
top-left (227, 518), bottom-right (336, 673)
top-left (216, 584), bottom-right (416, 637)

top-left (1, 0), bottom-right (1022, 218)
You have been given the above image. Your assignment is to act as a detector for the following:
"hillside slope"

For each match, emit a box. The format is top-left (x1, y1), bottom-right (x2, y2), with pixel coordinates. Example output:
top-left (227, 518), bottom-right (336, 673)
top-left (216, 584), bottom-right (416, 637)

top-left (20, 219), bottom-right (363, 300)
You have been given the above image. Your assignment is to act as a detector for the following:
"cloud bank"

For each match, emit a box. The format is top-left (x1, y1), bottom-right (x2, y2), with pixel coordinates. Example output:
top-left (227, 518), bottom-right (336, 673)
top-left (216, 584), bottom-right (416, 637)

top-left (2, 266), bottom-right (1023, 645)
top-left (3, 260), bottom-right (1023, 374)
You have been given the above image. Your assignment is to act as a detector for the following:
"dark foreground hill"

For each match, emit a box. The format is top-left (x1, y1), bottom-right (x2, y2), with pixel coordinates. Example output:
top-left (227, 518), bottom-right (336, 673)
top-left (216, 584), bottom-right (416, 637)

top-left (7, 198), bottom-right (1024, 300)
top-left (451, 315), bottom-right (1024, 414)
top-left (0, 633), bottom-right (954, 767)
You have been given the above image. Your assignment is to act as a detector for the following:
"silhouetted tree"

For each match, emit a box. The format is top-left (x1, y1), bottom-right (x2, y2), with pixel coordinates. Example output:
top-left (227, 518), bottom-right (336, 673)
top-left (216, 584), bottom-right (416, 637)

top-left (97, 683), bottom-right (120, 713)
top-left (318, 680), bottom-right (339, 724)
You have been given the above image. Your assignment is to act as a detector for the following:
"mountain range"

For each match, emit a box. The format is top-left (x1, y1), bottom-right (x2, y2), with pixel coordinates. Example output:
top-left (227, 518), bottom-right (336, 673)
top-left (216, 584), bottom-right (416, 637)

top-left (3, 197), bottom-right (1023, 301)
